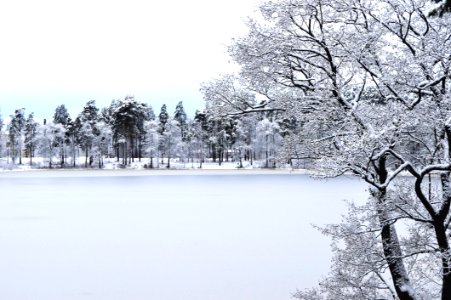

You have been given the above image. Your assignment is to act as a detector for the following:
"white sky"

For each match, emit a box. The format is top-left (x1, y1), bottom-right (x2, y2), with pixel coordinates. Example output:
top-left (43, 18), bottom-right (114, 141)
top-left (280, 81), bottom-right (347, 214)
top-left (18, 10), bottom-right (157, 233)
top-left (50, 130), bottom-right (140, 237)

top-left (0, 0), bottom-right (261, 121)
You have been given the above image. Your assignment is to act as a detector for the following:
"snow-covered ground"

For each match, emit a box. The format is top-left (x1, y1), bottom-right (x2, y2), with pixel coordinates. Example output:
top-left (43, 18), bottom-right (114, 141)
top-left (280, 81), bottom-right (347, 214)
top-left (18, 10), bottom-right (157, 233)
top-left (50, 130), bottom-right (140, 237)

top-left (0, 171), bottom-right (367, 300)
top-left (0, 156), bottom-right (298, 172)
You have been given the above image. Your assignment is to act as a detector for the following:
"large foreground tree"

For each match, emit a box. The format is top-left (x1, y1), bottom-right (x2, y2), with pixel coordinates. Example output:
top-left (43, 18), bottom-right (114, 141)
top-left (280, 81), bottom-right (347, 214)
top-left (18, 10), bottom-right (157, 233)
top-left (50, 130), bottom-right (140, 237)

top-left (203, 0), bottom-right (451, 298)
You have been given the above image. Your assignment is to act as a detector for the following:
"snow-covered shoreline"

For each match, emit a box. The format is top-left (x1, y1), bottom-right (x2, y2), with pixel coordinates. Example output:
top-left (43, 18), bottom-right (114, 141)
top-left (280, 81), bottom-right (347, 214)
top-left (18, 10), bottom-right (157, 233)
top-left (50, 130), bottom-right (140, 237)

top-left (0, 167), bottom-right (313, 178)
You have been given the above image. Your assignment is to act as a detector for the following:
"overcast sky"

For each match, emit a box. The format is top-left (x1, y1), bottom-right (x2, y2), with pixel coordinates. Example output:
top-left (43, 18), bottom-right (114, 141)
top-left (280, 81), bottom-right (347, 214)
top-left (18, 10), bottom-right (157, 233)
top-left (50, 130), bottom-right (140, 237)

top-left (0, 0), bottom-right (261, 121)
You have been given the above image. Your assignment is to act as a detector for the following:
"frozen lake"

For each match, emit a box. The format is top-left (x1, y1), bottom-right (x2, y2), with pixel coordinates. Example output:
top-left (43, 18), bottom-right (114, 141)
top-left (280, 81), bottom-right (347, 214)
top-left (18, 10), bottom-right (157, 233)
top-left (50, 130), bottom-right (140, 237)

top-left (0, 170), bottom-right (367, 300)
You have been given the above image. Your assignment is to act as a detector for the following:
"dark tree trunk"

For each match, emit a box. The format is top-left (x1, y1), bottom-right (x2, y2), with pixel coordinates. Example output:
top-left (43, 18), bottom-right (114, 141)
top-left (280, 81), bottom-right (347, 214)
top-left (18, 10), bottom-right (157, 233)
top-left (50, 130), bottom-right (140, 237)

top-left (437, 174), bottom-right (451, 300)
top-left (211, 143), bottom-right (217, 162)
top-left (432, 220), bottom-right (451, 300)
top-left (29, 145), bottom-right (33, 166)
top-left (61, 143), bottom-right (65, 167)
top-left (375, 156), bottom-right (417, 300)
top-left (73, 144), bottom-right (76, 167)
top-left (85, 147), bottom-right (88, 168)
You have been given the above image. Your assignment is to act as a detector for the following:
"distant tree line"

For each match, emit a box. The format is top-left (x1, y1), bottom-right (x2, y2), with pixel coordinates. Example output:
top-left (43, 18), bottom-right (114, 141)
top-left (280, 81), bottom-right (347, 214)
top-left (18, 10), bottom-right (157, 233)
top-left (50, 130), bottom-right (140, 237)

top-left (0, 95), bottom-right (296, 169)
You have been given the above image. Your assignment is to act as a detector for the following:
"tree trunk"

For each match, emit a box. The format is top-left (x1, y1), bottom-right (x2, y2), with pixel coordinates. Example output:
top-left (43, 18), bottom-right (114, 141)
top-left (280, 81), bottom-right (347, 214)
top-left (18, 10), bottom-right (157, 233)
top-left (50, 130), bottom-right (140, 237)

top-left (212, 143), bottom-right (217, 162)
top-left (131, 136), bottom-right (135, 163)
top-left (379, 213), bottom-right (416, 300)
top-left (85, 147), bottom-right (88, 168)
top-left (72, 143), bottom-right (76, 167)
top-left (61, 143), bottom-right (65, 167)
top-left (122, 142), bottom-right (127, 165)
top-left (29, 145), bottom-right (33, 166)
top-left (374, 156), bottom-right (417, 300)
top-left (437, 174), bottom-right (451, 300)
top-left (432, 220), bottom-right (451, 300)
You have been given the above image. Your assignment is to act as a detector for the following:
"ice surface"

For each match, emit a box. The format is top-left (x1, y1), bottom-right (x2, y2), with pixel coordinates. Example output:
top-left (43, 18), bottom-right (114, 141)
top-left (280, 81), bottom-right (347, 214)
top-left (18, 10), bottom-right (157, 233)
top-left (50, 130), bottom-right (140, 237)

top-left (0, 171), bottom-right (367, 300)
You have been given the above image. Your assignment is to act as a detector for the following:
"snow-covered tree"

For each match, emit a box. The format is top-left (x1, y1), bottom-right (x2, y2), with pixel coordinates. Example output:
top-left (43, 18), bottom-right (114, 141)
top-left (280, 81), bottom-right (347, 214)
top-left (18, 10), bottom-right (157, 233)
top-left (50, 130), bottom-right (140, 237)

top-left (35, 122), bottom-right (65, 168)
top-left (53, 104), bottom-right (70, 126)
top-left (91, 121), bottom-right (112, 168)
top-left (147, 104), bottom-right (156, 121)
top-left (174, 101), bottom-right (188, 141)
top-left (158, 104), bottom-right (169, 135)
top-left (255, 118), bottom-right (281, 168)
top-left (231, 119), bottom-right (247, 168)
top-left (192, 110), bottom-right (209, 168)
top-left (144, 120), bottom-right (159, 168)
top-left (78, 100), bottom-right (99, 167)
top-left (8, 108), bottom-right (26, 164)
top-left (111, 96), bottom-right (150, 165)
top-left (65, 117), bottom-right (80, 167)
top-left (214, 0), bottom-right (451, 298)
top-left (159, 118), bottom-right (182, 168)
top-left (24, 113), bottom-right (38, 165)
top-left (53, 104), bottom-right (70, 166)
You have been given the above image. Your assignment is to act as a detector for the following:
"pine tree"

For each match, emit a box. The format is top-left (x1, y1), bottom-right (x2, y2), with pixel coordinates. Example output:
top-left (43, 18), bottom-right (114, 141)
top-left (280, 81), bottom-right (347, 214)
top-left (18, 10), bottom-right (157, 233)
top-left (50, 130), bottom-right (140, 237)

top-left (24, 113), bottom-right (38, 166)
top-left (100, 100), bottom-right (119, 125)
top-left (8, 108), bottom-right (26, 164)
top-left (80, 100), bottom-right (99, 124)
top-left (65, 118), bottom-right (80, 167)
top-left (158, 104), bottom-right (169, 135)
top-left (147, 105), bottom-right (156, 121)
top-left (53, 104), bottom-right (70, 125)
top-left (111, 96), bottom-right (150, 165)
top-left (174, 101), bottom-right (188, 141)
top-left (78, 100), bottom-right (99, 167)
top-left (53, 104), bottom-right (71, 166)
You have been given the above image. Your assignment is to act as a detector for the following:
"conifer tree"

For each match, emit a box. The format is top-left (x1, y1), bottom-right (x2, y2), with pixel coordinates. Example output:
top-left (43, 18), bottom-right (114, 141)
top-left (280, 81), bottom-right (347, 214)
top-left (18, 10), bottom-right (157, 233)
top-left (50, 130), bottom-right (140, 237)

top-left (24, 113), bottom-right (37, 165)
top-left (158, 104), bottom-right (169, 135)
top-left (111, 96), bottom-right (149, 165)
top-left (53, 104), bottom-right (71, 166)
top-left (65, 118), bottom-right (79, 167)
top-left (78, 100), bottom-right (99, 167)
top-left (174, 101), bottom-right (188, 141)
top-left (53, 104), bottom-right (70, 125)
top-left (147, 105), bottom-right (156, 121)
top-left (8, 108), bottom-right (26, 164)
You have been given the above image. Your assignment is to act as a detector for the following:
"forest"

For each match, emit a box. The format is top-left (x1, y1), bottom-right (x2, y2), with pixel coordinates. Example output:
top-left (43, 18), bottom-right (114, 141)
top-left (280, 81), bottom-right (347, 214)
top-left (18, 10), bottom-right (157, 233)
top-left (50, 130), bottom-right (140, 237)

top-left (0, 96), bottom-right (290, 169)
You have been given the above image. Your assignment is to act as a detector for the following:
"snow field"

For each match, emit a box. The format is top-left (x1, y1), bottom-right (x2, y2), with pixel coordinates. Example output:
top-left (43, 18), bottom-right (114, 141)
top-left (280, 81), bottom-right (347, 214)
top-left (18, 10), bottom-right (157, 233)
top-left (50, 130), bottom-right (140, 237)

top-left (0, 173), bottom-right (367, 300)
